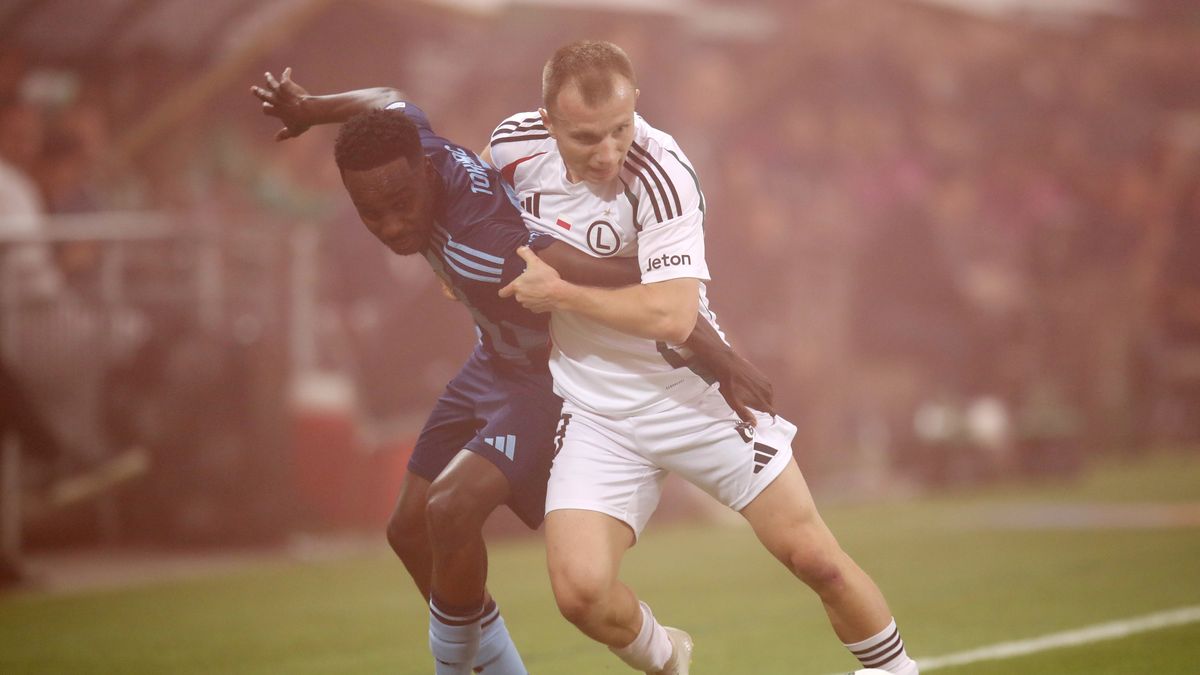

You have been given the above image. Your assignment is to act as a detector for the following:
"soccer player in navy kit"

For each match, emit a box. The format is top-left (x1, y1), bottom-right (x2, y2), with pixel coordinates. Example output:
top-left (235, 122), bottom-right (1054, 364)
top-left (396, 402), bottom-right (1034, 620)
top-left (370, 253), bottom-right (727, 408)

top-left (251, 69), bottom-right (773, 675)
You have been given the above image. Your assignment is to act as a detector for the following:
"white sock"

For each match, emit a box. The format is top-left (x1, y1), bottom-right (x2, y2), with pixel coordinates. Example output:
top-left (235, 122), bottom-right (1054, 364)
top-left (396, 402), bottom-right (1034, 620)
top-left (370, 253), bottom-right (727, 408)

top-left (609, 601), bottom-right (674, 672)
top-left (844, 617), bottom-right (919, 674)
top-left (429, 598), bottom-right (484, 675)
top-left (473, 599), bottom-right (527, 674)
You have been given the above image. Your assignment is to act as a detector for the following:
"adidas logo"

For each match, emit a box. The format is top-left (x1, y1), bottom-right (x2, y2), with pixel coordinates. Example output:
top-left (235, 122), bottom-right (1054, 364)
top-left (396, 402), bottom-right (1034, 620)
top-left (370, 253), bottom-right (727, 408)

top-left (484, 434), bottom-right (517, 460)
top-left (752, 442), bottom-right (778, 475)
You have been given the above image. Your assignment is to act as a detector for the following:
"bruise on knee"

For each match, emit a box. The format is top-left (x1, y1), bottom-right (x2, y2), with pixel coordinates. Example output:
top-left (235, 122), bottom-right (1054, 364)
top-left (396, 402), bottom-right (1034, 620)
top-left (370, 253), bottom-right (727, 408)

top-left (787, 549), bottom-right (846, 595)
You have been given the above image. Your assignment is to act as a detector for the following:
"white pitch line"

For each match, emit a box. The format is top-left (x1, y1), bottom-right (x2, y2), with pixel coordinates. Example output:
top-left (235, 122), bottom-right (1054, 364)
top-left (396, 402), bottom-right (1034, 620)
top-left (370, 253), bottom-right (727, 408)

top-left (916, 605), bottom-right (1200, 671)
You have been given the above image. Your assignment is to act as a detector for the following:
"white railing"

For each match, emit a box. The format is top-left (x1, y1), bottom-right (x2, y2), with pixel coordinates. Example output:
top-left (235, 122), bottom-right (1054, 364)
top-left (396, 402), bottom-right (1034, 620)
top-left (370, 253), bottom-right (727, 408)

top-left (0, 211), bottom-right (298, 572)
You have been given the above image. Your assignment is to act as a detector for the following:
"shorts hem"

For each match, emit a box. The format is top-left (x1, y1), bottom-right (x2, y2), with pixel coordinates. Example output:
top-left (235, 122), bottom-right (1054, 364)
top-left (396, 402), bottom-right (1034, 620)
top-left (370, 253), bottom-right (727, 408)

top-left (730, 447), bottom-right (793, 512)
top-left (545, 501), bottom-right (642, 542)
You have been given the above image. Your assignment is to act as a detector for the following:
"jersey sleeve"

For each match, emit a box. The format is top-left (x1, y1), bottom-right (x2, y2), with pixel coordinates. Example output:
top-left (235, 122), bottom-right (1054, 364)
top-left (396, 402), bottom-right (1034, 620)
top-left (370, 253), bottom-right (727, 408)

top-left (626, 133), bottom-right (710, 284)
top-left (638, 211), bottom-right (709, 284)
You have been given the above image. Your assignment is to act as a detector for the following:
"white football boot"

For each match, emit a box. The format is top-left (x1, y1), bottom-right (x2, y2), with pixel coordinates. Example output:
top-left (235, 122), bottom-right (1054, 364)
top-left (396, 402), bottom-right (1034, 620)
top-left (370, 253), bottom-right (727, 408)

top-left (649, 627), bottom-right (693, 675)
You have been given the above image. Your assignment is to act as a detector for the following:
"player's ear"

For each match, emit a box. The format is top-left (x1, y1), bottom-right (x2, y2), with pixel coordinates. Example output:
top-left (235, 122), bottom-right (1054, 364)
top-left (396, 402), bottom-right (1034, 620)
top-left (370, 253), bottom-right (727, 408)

top-left (538, 107), bottom-right (554, 138)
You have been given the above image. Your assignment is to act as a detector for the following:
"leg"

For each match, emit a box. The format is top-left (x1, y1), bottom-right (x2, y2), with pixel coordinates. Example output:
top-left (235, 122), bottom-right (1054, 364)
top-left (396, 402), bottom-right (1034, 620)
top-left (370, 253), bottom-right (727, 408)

top-left (545, 509), bottom-right (687, 673)
top-left (425, 449), bottom-right (510, 609)
top-left (385, 470), bottom-right (433, 599)
top-left (740, 460), bottom-right (918, 673)
top-left (544, 508), bottom-right (640, 646)
top-left (740, 460), bottom-right (890, 641)
top-left (420, 450), bottom-right (515, 675)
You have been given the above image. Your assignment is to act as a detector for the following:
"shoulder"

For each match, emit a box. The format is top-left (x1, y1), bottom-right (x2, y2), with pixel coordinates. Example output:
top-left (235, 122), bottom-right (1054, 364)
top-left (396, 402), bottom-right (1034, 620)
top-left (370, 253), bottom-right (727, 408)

top-left (489, 110), bottom-right (555, 168)
top-left (384, 100), bottom-right (434, 133)
top-left (620, 115), bottom-right (703, 226)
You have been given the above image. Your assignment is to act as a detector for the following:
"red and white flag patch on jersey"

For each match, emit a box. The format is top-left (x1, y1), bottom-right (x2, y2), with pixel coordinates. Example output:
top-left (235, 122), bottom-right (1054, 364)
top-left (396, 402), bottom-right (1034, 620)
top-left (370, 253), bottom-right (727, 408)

top-left (555, 218), bottom-right (572, 231)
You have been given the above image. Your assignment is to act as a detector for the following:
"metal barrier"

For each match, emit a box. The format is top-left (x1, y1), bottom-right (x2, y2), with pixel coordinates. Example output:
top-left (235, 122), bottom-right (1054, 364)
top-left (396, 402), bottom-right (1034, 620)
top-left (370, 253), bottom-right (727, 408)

top-left (0, 211), bottom-right (295, 562)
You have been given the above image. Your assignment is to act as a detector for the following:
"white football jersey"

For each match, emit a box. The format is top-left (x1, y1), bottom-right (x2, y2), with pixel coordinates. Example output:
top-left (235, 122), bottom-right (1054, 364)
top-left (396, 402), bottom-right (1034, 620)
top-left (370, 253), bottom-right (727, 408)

top-left (490, 111), bottom-right (726, 416)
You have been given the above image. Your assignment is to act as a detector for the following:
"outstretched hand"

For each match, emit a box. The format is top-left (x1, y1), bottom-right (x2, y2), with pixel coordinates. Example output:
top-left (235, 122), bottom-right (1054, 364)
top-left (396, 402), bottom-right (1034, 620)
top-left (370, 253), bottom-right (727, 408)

top-left (498, 246), bottom-right (563, 313)
top-left (250, 67), bottom-right (312, 141)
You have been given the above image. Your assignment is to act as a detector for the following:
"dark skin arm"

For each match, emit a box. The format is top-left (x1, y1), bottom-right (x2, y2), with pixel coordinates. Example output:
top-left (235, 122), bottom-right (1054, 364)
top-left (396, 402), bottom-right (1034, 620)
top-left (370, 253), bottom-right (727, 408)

top-left (252, 70), bottom-right (775, 424)
top-left (251, 68), bottom-right (400, 141)
top-left (534, 241), bottom-right (775, 424)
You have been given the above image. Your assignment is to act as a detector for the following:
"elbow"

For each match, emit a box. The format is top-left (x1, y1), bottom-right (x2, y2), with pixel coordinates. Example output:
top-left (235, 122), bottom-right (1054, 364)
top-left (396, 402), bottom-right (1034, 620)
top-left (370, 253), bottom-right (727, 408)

top-left (656, 311), bottom-right (697, 345)
top-left (374, 87), bottom-right (405, 107)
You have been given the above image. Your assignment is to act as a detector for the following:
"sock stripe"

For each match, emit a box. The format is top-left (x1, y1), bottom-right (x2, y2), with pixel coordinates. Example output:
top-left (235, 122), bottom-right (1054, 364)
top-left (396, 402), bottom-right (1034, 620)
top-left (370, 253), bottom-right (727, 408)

top-left (430, 599), bottom-right (486, 626)
top-left (862, 639), bottom-right (906, 668)
top-left (480, 606), bottom-right (501, 629)
top-left (850, 626), bottom-right (899, 657)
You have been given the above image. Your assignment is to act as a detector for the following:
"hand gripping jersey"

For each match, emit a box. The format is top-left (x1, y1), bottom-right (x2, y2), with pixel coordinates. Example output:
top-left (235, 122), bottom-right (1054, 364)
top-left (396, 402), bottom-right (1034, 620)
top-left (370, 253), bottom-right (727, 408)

top-left (388, 102), bottom-right (550, 369)
top-left (490, 111), bottom-right (726, 416)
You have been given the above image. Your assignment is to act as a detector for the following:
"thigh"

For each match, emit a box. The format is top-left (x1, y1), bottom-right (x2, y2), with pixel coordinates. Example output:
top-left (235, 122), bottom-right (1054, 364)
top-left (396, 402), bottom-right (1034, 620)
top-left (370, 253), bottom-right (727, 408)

top-left (738, 460), bottom-right (838, 559)
top-left (642, 389), bottom-right (798, 512)
top-left (546, 405), bottom-right (665, 541)
top-left (427, 448), bottom-right (511, 521)
top-left (545, 508), bottom-right (635, 590)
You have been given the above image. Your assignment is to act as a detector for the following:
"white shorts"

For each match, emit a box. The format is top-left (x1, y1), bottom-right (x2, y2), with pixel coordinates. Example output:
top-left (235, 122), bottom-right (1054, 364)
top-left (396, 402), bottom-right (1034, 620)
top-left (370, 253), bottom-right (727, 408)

top-left (545, 386), bottom-right (797, 539)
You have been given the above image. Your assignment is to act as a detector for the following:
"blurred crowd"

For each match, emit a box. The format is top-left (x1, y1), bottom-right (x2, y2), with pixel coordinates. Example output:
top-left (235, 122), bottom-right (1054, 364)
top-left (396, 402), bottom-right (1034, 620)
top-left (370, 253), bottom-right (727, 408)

top-left (2, 0), bottom-right (1199, 547)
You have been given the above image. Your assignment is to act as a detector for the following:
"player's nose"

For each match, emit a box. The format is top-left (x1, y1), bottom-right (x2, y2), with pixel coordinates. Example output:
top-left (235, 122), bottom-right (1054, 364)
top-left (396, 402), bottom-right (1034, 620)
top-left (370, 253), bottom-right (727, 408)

top-left (596, 139), bottom-right (622, 167)
top-left (377, 215), bottom-right (409, 239)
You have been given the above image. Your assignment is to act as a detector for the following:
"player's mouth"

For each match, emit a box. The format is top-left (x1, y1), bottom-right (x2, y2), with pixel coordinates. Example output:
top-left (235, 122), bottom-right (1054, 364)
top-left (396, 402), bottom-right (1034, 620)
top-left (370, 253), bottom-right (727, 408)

top-left (587, 165), bottom-right (618, 182)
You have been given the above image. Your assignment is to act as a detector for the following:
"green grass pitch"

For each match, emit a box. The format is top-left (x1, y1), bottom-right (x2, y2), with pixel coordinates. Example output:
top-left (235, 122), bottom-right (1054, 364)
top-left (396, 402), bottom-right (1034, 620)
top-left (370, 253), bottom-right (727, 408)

top-left (2, 452), bottom-right (1199, 674)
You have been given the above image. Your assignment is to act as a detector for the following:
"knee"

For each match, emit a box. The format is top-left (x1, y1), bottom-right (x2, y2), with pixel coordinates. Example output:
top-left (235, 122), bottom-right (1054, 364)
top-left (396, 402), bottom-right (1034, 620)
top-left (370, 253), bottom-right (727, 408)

top-left (385, 505), bottom-right (425, 560)
top-left (550, 565), bottom-right (610, 628)
top-left (424, 476), bottom-right (490, 545)
top-left (782, 545), bottom-right (848, 596)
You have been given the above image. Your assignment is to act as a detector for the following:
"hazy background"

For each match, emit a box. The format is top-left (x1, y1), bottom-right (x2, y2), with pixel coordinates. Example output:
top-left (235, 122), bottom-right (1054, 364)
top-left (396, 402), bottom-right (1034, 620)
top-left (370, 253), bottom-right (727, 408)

top-left (1, 0), bottom-right (1198, 553)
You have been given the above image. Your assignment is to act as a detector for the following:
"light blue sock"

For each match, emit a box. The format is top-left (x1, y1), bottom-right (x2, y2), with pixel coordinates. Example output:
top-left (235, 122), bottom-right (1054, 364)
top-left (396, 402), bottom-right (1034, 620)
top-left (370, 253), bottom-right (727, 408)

top-left (429, 599), bottom-right (483, 675)
top-left (473, 600), bottom-right (527, 674)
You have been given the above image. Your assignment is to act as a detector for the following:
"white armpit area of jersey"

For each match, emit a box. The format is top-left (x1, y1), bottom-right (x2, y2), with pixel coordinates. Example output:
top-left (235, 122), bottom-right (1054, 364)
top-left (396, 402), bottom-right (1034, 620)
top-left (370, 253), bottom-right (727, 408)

top-left (637, 211), bottom-right (710, 284)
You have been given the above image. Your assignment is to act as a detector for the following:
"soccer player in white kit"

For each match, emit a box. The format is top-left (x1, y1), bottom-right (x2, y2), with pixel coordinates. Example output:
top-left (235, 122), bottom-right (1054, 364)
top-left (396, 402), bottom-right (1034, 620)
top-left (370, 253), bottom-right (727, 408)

top-left (492, 41), bottom-right (920, 675)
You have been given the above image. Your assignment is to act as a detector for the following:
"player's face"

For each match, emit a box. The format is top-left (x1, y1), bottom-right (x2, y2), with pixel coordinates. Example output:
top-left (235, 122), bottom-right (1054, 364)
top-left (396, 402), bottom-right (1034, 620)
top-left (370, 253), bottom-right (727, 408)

top-left (341, 156), bottom-right (437, 256)
top-left (542, 76), bottom-right (638, 185)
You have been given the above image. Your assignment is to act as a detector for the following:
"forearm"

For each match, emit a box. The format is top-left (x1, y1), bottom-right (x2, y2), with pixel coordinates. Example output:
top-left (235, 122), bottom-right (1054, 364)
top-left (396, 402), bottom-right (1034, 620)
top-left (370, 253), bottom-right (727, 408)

top-left (556, 279), bottom-right (698, 343)
top-left (682, 314), bottom-right (731, 359)
top-left (297, 87), bottom-right (403, 126)
top-left (536, 241), bottom-right (640, 288)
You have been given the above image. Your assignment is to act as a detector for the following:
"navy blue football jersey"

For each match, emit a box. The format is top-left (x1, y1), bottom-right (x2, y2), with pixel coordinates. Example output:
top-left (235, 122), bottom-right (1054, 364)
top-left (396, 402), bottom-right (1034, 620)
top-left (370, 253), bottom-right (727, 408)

top-left (387, 102), bottom-right (550, 368)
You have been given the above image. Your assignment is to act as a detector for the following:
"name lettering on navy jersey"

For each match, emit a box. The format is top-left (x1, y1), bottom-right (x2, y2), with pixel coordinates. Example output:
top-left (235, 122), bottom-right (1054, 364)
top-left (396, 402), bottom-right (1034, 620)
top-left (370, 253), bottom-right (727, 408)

top-left (446, 145), bottom-right (494, 196)
top-left (645, 252), bottom-right (692, 272)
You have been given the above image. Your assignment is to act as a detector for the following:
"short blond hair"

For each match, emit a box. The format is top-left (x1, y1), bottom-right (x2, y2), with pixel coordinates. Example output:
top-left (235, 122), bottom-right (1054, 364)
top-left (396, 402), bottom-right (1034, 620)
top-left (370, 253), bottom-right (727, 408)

top-left (542, 40), bottom-right (637, 113)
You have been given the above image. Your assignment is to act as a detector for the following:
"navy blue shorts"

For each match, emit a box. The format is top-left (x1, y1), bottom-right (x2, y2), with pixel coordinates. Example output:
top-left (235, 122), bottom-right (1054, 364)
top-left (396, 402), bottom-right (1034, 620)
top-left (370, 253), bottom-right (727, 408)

top-left (408, 347), bottom-right (562, 529)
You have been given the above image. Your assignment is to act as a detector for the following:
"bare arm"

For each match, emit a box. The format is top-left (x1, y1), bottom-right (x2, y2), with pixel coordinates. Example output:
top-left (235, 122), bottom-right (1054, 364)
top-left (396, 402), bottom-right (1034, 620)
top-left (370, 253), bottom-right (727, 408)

top-left (535, 240), bottom-right (641, 288)
top-left (500, 247), bottom-right (698, 344)
top-left (250, 68), bottom-right (401, 141)
top-left (501, 245), bottom-right (774, 421)
top-left (683, 318), bottom-right (776, 423)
